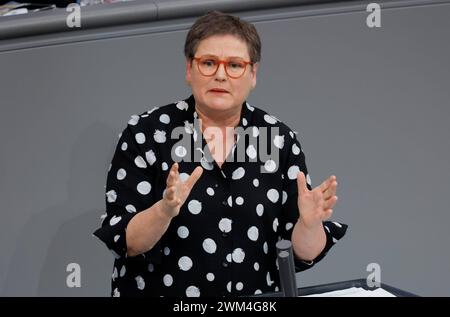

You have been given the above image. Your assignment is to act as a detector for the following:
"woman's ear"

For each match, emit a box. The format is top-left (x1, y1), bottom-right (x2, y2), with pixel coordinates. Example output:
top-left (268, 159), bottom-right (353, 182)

top-left (185, 58), bottom-right (192, 86)
top-left (251, 62), bottom-right (259, 89)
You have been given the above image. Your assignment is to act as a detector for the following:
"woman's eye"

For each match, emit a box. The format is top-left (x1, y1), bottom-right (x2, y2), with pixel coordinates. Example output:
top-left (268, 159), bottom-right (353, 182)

top-left (229, 62), bottom-right (244, 69)
top-left (202, 60), bottom-right (216, 67)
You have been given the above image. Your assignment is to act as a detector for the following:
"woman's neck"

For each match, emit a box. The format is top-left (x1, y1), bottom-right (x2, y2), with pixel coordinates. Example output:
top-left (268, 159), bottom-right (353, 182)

top-left (195, 104), bottom-right (241, 132)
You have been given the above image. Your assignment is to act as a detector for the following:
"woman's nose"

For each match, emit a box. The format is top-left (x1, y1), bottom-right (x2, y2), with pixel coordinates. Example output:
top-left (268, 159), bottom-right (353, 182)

top-left (215, 63), bottom-right (227, 81)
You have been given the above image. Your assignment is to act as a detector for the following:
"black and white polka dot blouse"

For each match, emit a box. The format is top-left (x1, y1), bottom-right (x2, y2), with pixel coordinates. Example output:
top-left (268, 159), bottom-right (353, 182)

top-left (93, 94), bottom-right (348, 297)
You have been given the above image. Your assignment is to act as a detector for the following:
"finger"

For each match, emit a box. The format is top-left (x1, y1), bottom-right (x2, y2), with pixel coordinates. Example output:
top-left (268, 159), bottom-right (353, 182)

top-left (169, 162), bottom-right (178, 172)
top-left (324, 195), bottom-right (338, 210)
top-left (167, 186), bottom-right (177, 200)
top-left (322, 208), bottom-right (333, 221)
top-left (296, 171), bottom-right (308, 195)
top-left (166, 170), bottom-right (176, 186)
top-left (166, 163), bottom-right (178, 185)
top-left (185, 166), bottom-right (204, 189)
top-left (313, 188), bottom-right (325, 209)
top-left (319, 175), bottom-right (336, 193)
top-left (165, 197), bottom-right (179, 208)
top-left (324, 181), bottom-right (338, 200)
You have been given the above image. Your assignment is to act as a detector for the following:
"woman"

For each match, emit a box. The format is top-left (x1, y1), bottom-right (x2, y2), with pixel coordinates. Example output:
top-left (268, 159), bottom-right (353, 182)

top-left (94, 11), bottom-right (347, 297)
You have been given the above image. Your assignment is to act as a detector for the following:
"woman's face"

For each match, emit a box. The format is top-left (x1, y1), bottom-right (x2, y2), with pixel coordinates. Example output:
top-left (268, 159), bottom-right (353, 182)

top-left (186, 34), bottom-right (259, 115)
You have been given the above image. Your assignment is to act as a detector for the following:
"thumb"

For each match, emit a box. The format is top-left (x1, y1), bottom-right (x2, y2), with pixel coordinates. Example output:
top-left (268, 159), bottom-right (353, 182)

top-left (185, 166), bottom-right (204, 189)
top-left (296, 171), bottom-right (308, 195)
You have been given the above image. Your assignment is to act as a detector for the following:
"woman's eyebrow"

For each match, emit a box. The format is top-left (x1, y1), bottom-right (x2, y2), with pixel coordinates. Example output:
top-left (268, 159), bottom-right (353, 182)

top-left (227, 56), bottom-right (246, 60)
top-left (198, 54), bottom-right (218, 58)
top-left (199, 53), bottom-right (246, 59)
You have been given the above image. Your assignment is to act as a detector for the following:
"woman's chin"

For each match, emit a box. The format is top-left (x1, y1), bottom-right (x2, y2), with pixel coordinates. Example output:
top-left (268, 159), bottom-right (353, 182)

top-left (206, 98), bottom-right (233, 111)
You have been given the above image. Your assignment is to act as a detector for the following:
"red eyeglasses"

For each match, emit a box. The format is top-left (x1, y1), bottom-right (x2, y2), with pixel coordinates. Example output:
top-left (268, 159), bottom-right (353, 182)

top-left (193, 55), bottom-right (254, 79)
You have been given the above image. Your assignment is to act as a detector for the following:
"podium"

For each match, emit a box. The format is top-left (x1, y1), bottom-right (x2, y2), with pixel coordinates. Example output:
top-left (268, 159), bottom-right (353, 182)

top-left (271, 240), bottom-right (417, 297)
top-left (257, 279), bottom-right (418, 297)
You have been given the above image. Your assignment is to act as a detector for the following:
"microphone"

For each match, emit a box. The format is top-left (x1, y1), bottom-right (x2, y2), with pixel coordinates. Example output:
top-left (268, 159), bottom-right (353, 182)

top-left (276, 239), bottom-right (298, 297)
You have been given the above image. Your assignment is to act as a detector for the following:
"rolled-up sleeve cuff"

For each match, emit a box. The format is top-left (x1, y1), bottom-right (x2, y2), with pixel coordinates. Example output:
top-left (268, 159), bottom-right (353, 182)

top-left (293, 221), bottom-right (348, 272)
top-left (93, 212), bottom-right (164, 264)
top-left (93, 212), bottom-right (136, 259)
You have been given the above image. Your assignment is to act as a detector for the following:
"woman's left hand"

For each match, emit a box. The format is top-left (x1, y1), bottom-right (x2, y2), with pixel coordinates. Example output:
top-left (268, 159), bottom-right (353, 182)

top-left (296, 172), bottom-right (339, 229)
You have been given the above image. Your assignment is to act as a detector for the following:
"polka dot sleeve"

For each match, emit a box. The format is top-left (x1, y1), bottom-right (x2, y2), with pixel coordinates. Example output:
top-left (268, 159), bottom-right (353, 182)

top-left (93, 121), bottom-right (161, 262)
top-left (278, 131), bottom-right (348, 272)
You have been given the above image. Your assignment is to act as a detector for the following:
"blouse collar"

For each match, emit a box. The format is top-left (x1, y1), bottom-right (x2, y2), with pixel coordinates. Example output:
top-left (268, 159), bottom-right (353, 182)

top-left (184, 94), bottom-right (253, 130)
top-left (181, 94), bottom-right (255, 174)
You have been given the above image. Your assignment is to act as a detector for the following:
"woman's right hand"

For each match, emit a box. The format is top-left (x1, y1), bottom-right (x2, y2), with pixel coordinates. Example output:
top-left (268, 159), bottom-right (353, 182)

top-left (161, 162), bottom-right (203, 218)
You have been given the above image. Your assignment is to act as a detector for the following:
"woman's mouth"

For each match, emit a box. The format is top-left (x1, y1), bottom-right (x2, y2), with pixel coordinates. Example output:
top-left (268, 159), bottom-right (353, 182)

top-left (210, 89), bottom-right (229, 94)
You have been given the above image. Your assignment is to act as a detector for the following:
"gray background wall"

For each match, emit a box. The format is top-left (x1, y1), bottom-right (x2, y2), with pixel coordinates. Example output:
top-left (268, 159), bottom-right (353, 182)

top-left (1, 0), bottom-right (449, 296)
